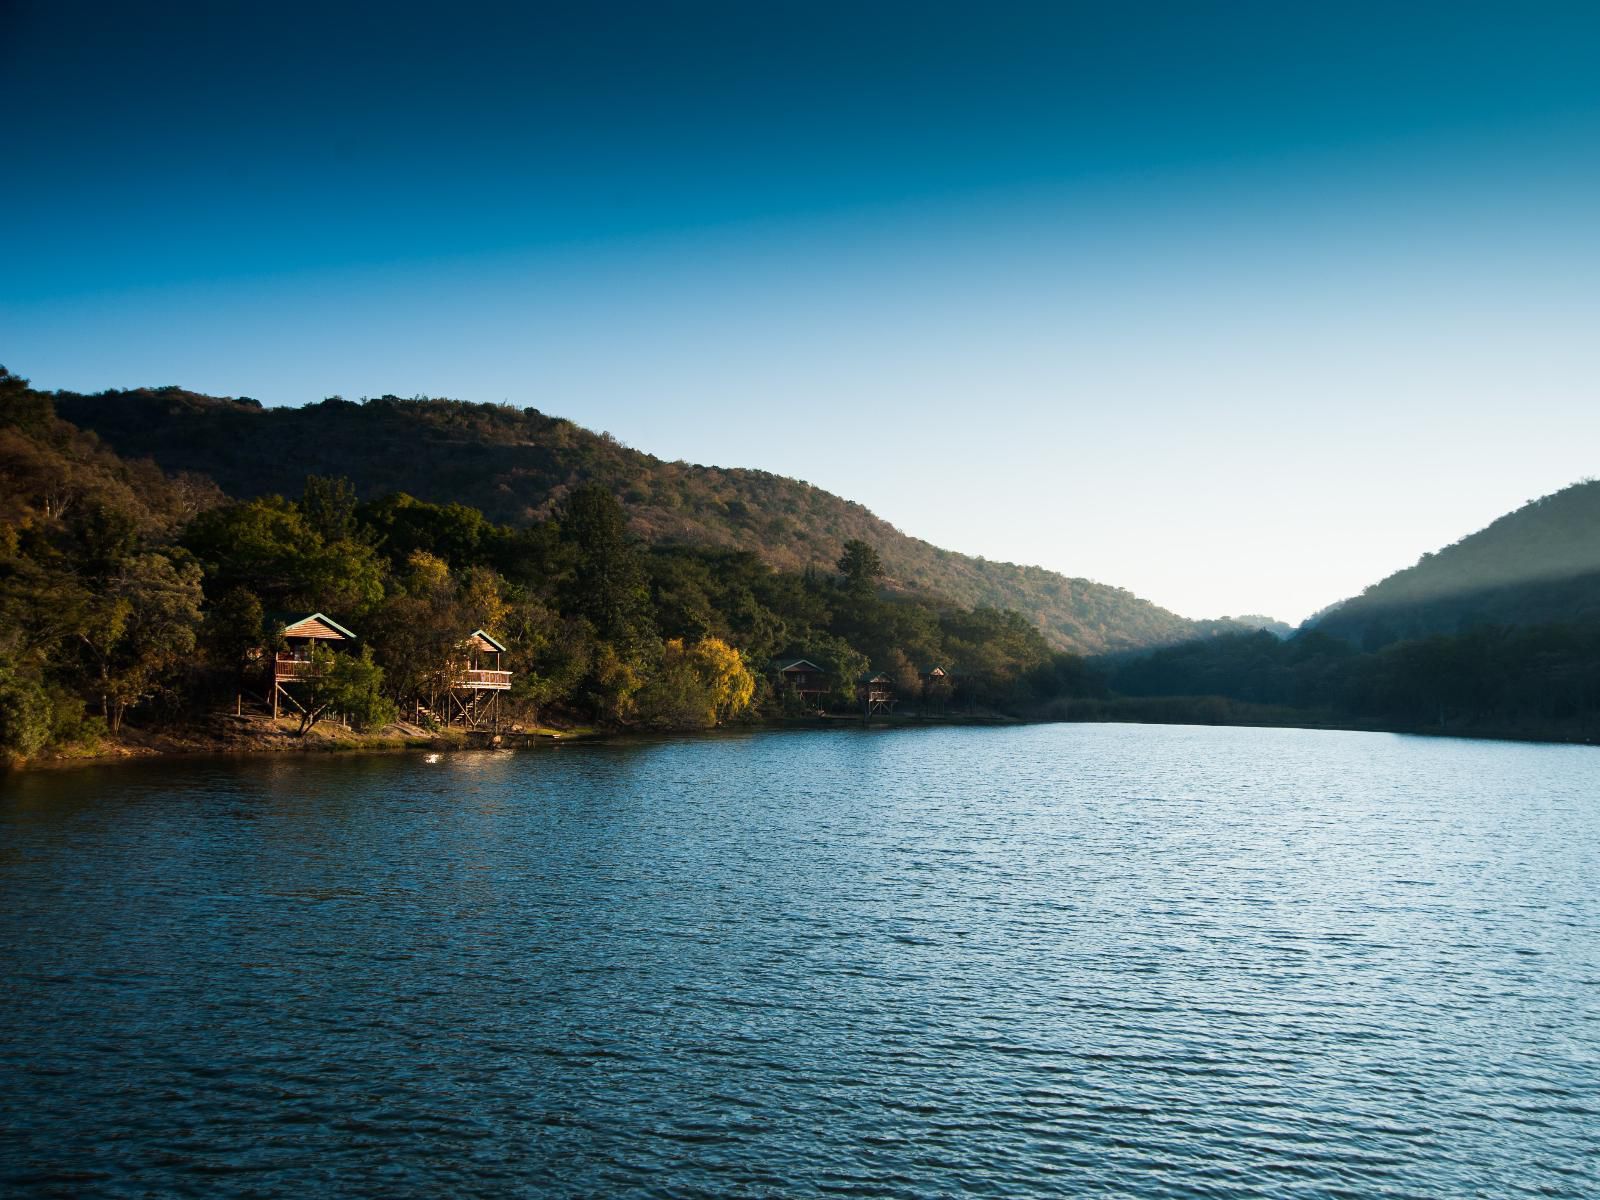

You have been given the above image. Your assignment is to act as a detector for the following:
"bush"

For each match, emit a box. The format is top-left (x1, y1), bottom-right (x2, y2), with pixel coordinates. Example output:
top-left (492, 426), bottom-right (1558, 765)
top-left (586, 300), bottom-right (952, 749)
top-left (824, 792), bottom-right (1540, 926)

top-left (0, 669), bottom-right (52, 759)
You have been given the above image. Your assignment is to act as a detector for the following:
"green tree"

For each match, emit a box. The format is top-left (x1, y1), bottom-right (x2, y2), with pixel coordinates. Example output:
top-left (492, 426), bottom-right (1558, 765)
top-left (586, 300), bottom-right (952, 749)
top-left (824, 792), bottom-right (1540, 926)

top-left (0, 666), bottom-right (52, 760)
top-left (357, 492), bottom-right (496, 569)
top-left (184, 496), bottom-right (384, 614)
top-left (0, 366), bottom-right (55, 436)
top-left (367, 551), bottom-right (472, 709)
top-left (299, 475), bottom-right (359, 543)
top-left (201, 587), bottom-right (267, 682)
top-left (503, 599), bottom-right (595, 720)
top-left (586, 641), bottom-right (645, 723)
top-left (79, 552), bottom-right (205, 732)
top-left (562, 485), bottom-right (655, 653)
top-left (887, 648), bottom-right (923, 705)
top-left (292, 645), bottom-right (394, 736)
top-left (838, 539), bottom-right (883, 598)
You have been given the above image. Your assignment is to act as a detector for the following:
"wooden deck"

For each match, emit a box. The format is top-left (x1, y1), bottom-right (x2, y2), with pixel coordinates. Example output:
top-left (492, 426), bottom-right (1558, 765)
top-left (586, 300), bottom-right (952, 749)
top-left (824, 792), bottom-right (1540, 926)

top-left (454, 669), bottom-right (512, 690)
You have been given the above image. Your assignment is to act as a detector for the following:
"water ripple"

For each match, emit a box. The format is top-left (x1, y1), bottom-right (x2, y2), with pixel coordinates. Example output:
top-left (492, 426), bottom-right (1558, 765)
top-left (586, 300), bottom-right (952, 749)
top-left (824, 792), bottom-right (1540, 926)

top-left (1, 724), bottom-right (1597, 1198)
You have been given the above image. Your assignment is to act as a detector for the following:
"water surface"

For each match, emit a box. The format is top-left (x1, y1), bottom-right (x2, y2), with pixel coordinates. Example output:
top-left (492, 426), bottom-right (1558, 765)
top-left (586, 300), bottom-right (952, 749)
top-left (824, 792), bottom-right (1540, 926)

top-left (2, 724), bottom-right (1596, 1197)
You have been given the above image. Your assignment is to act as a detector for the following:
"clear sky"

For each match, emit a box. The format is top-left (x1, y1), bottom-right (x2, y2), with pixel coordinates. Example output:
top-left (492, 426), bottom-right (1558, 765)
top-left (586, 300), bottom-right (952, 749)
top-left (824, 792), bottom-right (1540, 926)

top-left (4, 2), bottom-right (1598, 623)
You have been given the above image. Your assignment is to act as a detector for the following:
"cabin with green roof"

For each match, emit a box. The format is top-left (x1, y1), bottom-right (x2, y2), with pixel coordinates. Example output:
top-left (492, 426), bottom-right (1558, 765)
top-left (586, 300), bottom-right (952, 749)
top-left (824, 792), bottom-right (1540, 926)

top-left (858, 671), bottom-right (895, 716)
top-left (268, 612), bottom-right (357, 718)
top-left (447, 629), bottom-right (512, 729)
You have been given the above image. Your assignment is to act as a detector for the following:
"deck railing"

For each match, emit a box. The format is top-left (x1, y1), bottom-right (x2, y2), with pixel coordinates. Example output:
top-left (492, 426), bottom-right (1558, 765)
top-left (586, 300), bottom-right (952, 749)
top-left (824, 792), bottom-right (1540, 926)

top-left (454, 669), bottom-right (512, 690)
top-left (273, 656), bottom-right (322, 681)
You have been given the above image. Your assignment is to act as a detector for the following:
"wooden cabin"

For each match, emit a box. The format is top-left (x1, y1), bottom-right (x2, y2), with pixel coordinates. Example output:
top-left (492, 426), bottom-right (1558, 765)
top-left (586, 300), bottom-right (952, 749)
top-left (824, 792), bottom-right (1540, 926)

top-left (920, 664), bottom-right (953, 713)
top-left (446, 630), bottom-right (512, 729)
top-left (858, 671), bottom-right (896, 716)
top-left (772, 658), bottom-right (828, 708)
top-left (269, 612), bottom-right (357, 718)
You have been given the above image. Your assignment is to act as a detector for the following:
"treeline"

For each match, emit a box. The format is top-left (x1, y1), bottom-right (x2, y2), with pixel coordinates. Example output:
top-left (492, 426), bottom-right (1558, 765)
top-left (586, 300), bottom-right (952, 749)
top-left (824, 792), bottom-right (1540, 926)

top-left (1315, 479), bottom-right (1600, 648)
top-left (1100, 474), bottom-right (1600, 740)
top-left (53, 381), bottom-right (1219, 654)
top-left (0, 368), bottom-right (1102, 759)
top-left (1107, 624), bottom-right (1600, 738)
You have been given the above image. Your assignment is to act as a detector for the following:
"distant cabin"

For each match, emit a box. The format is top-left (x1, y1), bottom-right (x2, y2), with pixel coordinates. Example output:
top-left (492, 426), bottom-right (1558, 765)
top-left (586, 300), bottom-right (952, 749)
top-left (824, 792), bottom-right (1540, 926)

top-left (446, 629), bottom-right (512, 729)
top-left (772, 658), bottom-right (828, 705)
top-left (457, 630), bottom-right (511, 689)
top-left (269, 612), bottom-right (357, 717)
top-left (858, 671), bottom-right (895, 715)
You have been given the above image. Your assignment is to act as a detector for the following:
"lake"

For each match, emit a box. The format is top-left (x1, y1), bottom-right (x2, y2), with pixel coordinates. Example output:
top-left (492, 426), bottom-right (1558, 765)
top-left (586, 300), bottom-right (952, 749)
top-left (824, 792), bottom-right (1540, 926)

top-left (1, 724), bottom-right (1596, 1198)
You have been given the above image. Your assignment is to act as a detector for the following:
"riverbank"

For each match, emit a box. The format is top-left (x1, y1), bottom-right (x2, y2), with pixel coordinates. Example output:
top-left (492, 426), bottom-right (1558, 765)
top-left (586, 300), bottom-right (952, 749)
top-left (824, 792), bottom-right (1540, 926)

top-left (10, 698), bottom-right (1596, 773)
top-left (1038, 695), bottom-right (1600, 746)
top-left (7, 708), bottom-right (1027, 771)
top-left (9, 710), bottom-right (608, 772)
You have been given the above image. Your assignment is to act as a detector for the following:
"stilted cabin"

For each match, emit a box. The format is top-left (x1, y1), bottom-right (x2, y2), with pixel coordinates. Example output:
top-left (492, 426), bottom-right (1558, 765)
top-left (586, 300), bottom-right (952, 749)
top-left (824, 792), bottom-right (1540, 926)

top-left (269, 612), bottom-right (358, 718)
top-left (858, 671), bottom-right (896, 716)
top-left (447, 629), bottom-right (512, 729)
top-left (920, 665), bottom-right (953, 713)
top-left (772, 658), bottom-right (828, 709)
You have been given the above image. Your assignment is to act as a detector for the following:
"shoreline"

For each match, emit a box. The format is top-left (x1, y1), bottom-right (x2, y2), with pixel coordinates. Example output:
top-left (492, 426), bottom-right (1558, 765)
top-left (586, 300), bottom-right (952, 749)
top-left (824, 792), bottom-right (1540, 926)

top-left (6, 712), bottom-right (599, 774)
top-left (5, 710), bottom-right (1022, 773)
top-left (7, 704), bottom-right (1598, 774)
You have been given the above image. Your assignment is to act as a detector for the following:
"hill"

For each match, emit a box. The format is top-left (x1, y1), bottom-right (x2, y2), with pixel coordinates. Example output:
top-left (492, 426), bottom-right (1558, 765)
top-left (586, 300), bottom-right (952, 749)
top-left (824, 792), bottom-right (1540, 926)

top-left (1100, 482), bottom-right (1600, 742)
top-left (1, 364), bottom-right (1120, 760)
top-left (53, 386), bottom-right (1228, 654)
top-left (1313, 479), bottom-right (1600, 648)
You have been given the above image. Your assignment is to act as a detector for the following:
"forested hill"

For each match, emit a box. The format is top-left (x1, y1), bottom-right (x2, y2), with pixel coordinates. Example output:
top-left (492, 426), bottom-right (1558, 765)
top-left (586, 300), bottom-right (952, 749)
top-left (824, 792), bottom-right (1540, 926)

top-left (54, 386), bottom-right (1217, 654)
top-left (1314, 479), bottom-right (1600, 648)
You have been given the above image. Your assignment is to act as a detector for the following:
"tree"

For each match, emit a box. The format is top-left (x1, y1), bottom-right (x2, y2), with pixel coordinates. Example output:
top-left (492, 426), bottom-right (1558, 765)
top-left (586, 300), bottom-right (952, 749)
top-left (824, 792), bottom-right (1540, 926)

top-left (366, 551), bottom-right (472, 708)
top-left (79, 552), bottom-right (205, 732)
top-left (635, 641), bottom-right (715, 729)
top-left (299, 475), bottom-right (358, 543)
top-left (688, 637), bottom-right (756, 723)
top-left (357, 492), bottom-right (496, 568)
top-left (587, 641), bottom-right (644, 723)
top-left (0, 367), bottom-right (57, 438)
top-left (0, 667), bottom-right (51, 760)
top-left (459, 565), bottom-right (510, 632)
top-left (637, 637), bottom-right (757, 729)
top-left (201, 587), bottom-right (267, 683)
top-left (887, 648), bottom-right (923, 705)
top-left (183, 496), bottom-right (384, 614)
top-left (838, 540), bottom-right (883, 597)
top-left (503, 599), bottom-right (595, 720)
top-left (562, 485), bottom-right (655, 653)
top-left (292, 645), bottom-right (394, 736)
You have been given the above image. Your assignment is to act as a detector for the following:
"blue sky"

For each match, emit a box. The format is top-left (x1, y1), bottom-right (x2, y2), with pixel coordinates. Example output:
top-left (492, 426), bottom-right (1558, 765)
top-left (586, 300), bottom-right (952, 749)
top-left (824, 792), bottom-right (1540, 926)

top-left (4, 2), bottom-right (1599, 621)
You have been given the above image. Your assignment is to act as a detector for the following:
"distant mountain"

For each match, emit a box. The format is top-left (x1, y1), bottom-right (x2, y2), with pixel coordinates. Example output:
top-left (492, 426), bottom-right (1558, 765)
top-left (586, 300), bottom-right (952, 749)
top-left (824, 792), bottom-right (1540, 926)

top-left (1313, 479), bottom-right (1600, 647)
top-left (53, 386), bottom-right (1243, 655)
top-left (1192, 614), bottom-right (1294, 639)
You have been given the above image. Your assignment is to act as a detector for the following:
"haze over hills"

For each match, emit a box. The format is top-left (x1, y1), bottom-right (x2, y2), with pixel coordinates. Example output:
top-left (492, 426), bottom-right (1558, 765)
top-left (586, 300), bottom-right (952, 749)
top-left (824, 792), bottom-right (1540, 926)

top-left (1102, 477), bottom-right (1600, 740)
top-left (1312, 479), bottom-right (1600, 647)
top-left (53, 386), bottom-right (1258, 655)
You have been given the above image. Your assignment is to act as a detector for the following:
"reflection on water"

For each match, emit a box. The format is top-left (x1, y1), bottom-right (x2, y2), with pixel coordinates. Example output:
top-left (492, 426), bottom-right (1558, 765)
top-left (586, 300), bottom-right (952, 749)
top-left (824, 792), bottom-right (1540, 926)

top-left (2, 725), bottom-right (1597, 1197)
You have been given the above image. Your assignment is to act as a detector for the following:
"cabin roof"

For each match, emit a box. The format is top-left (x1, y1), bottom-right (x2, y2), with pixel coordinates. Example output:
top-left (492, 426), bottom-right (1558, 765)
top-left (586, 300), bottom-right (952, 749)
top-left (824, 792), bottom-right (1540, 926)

top-left (276, 612), bottom-right (357, 640)
top-left (466, 629), bottom-right (509, 652)
top-left (859, 671), bottom-right (892, 683)
top-left (772, 658), bottom-right (823, 673)
top-left (921, 665), bottom-right (947, 676)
